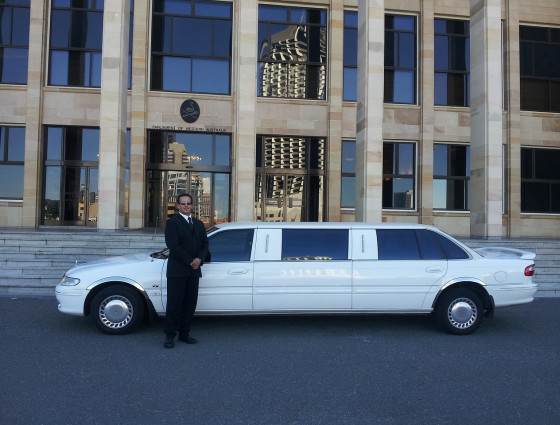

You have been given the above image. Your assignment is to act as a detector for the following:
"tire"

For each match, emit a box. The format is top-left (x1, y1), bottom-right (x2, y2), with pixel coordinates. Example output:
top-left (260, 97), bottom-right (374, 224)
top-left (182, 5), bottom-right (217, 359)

top-left (436, 288), bottom-right (483, 335)
top-left (90, 285), bottom-right (145, 335)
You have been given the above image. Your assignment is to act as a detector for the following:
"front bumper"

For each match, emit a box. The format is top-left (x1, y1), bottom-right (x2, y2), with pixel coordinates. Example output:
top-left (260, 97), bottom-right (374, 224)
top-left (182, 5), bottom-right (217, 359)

top-left (55, 284), bottom-right (88, 316)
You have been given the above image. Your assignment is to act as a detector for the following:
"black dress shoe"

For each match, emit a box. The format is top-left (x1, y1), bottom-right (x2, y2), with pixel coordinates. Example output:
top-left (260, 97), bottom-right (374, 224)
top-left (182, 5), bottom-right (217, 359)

top-left (178, 335), bottom-right (198, 344)
top-left (164, 335), bottom-right (175, 348)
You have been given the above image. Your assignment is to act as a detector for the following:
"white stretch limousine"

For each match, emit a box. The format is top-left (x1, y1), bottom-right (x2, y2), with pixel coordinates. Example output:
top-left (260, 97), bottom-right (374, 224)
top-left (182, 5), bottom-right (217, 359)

top-left (56, 222), bottom-right (537, 335)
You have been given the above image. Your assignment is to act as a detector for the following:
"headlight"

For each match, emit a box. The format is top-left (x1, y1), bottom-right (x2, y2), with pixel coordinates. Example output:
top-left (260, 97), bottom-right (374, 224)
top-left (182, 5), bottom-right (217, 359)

top-left (61, 276), bottom-right (80, 286)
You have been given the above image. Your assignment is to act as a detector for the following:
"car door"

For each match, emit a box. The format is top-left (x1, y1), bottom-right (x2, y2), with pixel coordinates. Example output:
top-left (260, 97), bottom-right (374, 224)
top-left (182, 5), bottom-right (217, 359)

top-left (253, 228), bottom-right (352, 310)
top-left (162, 228), bottom-right (255, 311)
top-left (352, 229), bottom-right (447, 310)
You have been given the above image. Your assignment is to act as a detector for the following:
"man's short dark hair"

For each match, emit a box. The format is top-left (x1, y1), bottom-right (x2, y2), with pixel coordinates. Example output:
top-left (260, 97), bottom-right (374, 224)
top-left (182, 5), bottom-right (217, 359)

top-left (176, 193), bottom-right (193, 204)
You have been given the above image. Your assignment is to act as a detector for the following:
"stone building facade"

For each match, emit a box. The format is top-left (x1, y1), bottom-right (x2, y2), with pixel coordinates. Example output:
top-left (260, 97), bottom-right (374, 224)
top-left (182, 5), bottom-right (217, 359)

top-left (0, 0), bottom-right (559, 237)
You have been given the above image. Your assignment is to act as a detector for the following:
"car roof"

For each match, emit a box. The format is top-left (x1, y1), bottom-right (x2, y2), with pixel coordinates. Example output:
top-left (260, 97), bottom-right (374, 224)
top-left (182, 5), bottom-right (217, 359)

top-left (214, 222), bottom-right (439, 231)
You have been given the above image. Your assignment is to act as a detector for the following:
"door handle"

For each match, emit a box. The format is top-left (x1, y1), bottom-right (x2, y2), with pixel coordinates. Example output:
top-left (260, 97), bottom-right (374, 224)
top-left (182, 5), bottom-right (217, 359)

top-left (228, 268), bottom-right (249, 275)
top-left (425, 266), bottom-right (444, 273)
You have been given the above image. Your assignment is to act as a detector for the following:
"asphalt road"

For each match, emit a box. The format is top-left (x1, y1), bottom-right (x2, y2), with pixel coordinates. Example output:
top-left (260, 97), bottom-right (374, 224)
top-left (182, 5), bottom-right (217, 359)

top-left (1, 295), bottom-right (559, 425)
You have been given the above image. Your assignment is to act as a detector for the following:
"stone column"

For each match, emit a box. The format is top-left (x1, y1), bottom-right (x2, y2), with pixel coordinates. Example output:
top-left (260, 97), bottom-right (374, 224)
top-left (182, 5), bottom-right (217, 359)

top-left (505, 0), bottom-right (521, 237)
top-left (233, 0), bottom-right (258, 221)
top-left (22, 0), bottom-right (48, 227)
top-left (469, 0), bottom-right (503, 237)
top-left (98, 0), bottom-right (130, 230)
top-left (420, 0), bottom-right (435, 225)
top-left (327, 0), bottom-right (344, 221)
top-left (128, 0), bottom-right (149, 229)
top-left (355, 0), bottom-right (384, 223)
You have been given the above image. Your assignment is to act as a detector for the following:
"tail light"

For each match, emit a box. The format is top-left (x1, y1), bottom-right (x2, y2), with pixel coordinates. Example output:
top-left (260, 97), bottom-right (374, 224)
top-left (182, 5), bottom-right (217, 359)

top-left (525, 264), bottom-right (535, 277)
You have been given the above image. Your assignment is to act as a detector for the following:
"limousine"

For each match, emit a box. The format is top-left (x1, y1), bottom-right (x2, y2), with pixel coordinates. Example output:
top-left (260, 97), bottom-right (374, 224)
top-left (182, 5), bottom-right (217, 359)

top-left (55, 222), bottom-right (537, 335)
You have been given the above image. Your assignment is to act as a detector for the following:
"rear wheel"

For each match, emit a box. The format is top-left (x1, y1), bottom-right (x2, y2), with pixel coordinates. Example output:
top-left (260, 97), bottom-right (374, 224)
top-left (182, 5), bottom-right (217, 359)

top-left (436, 288), bottom-right (483, 335)
top-left (90, 285), bottom-right (145, 334)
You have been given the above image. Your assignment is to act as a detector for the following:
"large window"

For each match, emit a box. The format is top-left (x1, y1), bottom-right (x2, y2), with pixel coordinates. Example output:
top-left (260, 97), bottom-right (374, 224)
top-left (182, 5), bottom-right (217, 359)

top-left (341, 140), bottom-right (356, 208)
top-left (258, 5), bottom-right (327, 99)
top-left (434, 18), bottom-right (470, 107)
top-left (433, 144), bottom-right (470, 211)
top-left (49, 0), bottom-right (103, 87)
top-left (0, 126), bottom-right (25, 200)
top-left (521, 148), bottom-right (560, 213)
top-left (0, 0), bottom-right (30, 84)
top-left (343, 11), bottom-right (357, 101)
top-left (385, 14), bottom-right (417, 104)
top-left (383, 142), bottom-right (415, 210)
top-left (151, 0), bottom-right (232, 94)
top-left (520, 26), bottom-right (560, 113)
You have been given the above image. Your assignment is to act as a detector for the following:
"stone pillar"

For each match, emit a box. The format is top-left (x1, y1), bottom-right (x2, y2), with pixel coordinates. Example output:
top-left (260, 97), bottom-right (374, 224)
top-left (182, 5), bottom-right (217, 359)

top-left (327, 0), bottom-right (344, 221)
top-left (469, 0), bottom-right (503, 238)
top-left (128, 0), bottom-right (149, 229)
top-left (420, 0), bottom-right (435, 225)
top-left (355, 0), bottom-right (384, 223)
top-left (98, 0), bottom-right (130, 230)
top-left (505, 0), bottom-right (521, 237)
top-left (233, 0), bottom-right (258, 221)
top-left (22, 0), bottom-right (47, 227)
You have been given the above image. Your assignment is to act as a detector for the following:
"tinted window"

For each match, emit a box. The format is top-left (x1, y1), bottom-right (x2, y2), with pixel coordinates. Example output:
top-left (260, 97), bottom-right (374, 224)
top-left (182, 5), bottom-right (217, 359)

top-left (208, 229), bottom-right (254, 262)
top-left (376, 229), bottom-right (420, 260)
top-left (282, 229), bottom-right (348, 260)
top-left (416, 230), bottom-right (445, 259)
top-left (429, 231), bottom-right (469, 260)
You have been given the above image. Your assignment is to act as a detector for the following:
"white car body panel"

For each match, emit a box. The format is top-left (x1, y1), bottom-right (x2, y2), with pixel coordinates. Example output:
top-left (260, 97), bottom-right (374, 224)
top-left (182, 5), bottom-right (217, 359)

top-left (56, 222), bottom-right (538, 326)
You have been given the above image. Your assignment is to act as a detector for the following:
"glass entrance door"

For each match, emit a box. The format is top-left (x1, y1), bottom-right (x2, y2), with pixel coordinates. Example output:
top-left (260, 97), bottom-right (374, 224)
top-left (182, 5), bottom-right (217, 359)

top-left (146, 170), bottom-right (230, 228)
top-left (257, 173), bottom-right (324, 222)
top-left (62, 167), bottom-right (98, 226)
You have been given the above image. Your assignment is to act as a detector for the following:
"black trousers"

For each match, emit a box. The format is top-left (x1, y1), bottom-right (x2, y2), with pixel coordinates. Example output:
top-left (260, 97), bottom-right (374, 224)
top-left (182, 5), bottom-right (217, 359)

top-left (164, 274), bottom-right (200, 336)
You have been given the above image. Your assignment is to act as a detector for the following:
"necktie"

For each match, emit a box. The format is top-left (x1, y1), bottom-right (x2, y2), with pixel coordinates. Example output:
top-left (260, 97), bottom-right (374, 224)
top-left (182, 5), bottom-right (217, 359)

top-left (187, 216), bottom-right (191, 225)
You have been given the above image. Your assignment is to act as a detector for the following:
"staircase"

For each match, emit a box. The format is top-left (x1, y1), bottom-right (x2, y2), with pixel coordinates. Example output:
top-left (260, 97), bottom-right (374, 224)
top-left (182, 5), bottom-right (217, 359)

top-left (0, 229), bottom-right (165, 295)
top-left (0, 229), bottom-right (558, 297)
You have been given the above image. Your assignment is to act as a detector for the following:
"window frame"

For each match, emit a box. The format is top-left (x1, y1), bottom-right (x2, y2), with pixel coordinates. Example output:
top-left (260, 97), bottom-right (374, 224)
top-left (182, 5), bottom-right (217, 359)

top-left (384, 13), bottom-right (418, 105)
top-left (434, 18), bottom-right (471, 107)
top-left (257, 4), bottom-right (328, 100)
top-left (433, 143), bottom-right (471, 212)
top-left (520, 147), bottom-right (560, 214)
top-left (0, 0), bottom-right (30, 85)
top-left (48, 0), bottom-right (104, 88)
top-left (0, 126), bottom-right (25, 201)
top-left (382, 141), bottom-right (417, 211)
top-left (150, 0), bottom-right (233, 95)
top-left (519, 25), bottom-right (560, 113)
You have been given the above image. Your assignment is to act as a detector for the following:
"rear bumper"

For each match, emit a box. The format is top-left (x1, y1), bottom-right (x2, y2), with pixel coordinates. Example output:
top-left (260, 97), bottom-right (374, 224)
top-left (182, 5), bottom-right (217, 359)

top-left (488, 283), bottom-right (538, 308)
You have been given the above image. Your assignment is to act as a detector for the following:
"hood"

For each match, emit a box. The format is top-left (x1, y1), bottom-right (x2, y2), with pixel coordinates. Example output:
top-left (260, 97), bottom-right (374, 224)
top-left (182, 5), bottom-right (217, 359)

top-left (64, 252), bottom-right (164, 280)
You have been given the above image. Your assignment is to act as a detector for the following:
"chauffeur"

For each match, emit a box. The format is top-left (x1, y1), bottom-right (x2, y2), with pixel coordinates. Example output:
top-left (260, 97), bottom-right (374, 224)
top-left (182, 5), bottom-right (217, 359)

top-left (163, 193), bottom-right (209, 348)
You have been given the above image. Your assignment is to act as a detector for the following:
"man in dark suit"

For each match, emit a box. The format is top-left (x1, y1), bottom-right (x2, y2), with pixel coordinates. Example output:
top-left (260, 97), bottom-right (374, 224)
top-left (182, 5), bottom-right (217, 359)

top-left (164, 193), bottom-right (209, 348)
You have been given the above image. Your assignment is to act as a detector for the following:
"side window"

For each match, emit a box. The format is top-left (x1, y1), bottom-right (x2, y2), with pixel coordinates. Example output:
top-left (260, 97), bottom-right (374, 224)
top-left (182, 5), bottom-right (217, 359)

top-left (207, 229), bottom-right (254, 262)
top-left (428, 231), bottom-right (470, 260)
top-left (376, 229), bottom-right (420, 260)
top-left (415, 230), bottom-right (445, 260)
top-left (282, 229), bottom-right (348, 260)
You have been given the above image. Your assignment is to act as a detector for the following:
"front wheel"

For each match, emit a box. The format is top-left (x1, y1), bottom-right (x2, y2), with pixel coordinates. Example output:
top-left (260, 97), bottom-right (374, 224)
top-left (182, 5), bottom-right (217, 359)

top-left (90, 285), bottom-right (145, 334)
top-left (436, 289), bottom-right (483, 335)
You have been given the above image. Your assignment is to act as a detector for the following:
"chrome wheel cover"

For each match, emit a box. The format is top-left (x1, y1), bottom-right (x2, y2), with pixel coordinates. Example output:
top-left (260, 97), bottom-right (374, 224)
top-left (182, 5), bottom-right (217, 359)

top-left (447, 297), bottom-right (478, 329)
top-left (98, 295), bottom-right (134, 329)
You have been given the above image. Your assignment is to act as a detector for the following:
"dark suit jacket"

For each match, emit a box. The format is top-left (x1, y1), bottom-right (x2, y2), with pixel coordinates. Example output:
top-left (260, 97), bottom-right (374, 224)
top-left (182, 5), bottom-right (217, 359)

top-left (165, 214), bottom-right (209, 278)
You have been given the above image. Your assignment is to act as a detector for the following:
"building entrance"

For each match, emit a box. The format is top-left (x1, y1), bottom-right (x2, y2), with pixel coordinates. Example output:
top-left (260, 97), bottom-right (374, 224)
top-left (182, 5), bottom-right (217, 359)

top-left (145, 130), bottom-right (231, 228)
